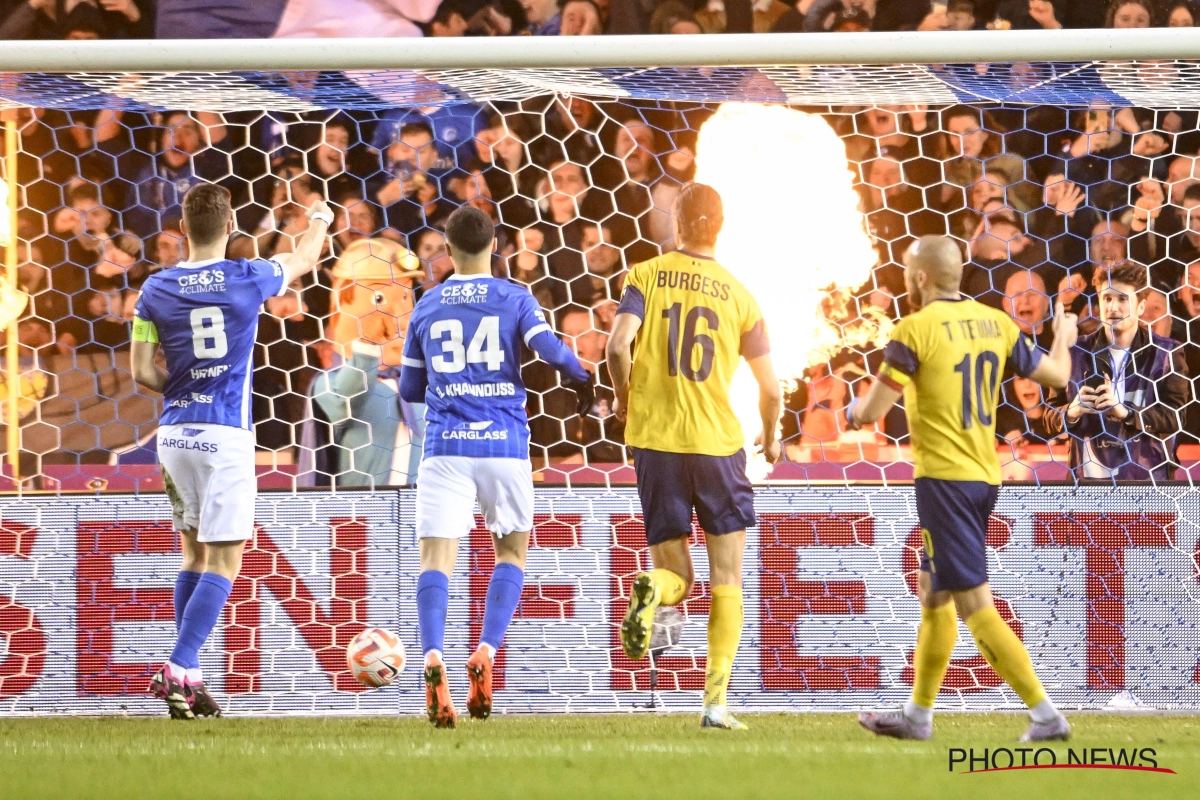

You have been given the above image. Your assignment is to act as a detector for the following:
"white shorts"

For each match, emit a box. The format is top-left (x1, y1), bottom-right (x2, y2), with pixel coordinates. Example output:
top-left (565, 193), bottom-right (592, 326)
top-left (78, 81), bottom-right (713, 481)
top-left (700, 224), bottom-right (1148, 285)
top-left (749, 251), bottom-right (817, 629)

top-left (157, 423), bottom-right (256, 543)
top-left (416, 456), bottom-right (534, 539)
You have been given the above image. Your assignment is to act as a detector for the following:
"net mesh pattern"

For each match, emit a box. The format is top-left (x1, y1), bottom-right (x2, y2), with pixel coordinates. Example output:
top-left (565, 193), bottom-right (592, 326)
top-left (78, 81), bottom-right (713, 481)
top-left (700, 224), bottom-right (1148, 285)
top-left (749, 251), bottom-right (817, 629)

top-left (5, 84), bottom-right (1200, 488)
top-left (0, 61), bottom-right (1198, 713)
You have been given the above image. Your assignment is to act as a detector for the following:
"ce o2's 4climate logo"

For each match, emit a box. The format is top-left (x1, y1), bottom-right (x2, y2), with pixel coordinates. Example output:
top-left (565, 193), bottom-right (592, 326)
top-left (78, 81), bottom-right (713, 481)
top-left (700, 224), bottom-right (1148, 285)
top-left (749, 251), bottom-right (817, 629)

top-left (178, 270), bottom-right (227, 294)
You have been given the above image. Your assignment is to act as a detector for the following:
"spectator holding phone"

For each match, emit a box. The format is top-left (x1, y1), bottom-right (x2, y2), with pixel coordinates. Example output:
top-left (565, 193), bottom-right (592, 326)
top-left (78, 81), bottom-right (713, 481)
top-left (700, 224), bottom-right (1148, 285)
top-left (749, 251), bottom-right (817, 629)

top-left (1052, 261), bottom-right (1189, 480)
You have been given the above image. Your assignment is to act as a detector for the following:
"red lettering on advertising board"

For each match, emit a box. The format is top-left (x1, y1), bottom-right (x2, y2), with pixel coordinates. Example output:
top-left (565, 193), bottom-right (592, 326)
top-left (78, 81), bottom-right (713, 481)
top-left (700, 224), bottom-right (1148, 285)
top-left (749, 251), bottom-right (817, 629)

top-left (226, 519), bottom-right (371, 693)
top-left (1034, 512), bottom-right (1174, 690)
top-left (759, 513), bottom-right (880, 690)
top-left (76, 520), bottom-right (176, 695)
top-left (0, 521), bottom-right (45, 697)
top-left (468, 514), bottom-right (580, 690)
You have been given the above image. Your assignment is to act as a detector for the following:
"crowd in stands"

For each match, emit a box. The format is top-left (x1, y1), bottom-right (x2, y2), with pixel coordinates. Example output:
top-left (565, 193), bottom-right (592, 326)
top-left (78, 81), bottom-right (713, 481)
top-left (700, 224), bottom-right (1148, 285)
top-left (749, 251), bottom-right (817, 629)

top-left (2, 0), bottom-right (1199, 39)
top-left (4, 0), bottom-right (1200, 484)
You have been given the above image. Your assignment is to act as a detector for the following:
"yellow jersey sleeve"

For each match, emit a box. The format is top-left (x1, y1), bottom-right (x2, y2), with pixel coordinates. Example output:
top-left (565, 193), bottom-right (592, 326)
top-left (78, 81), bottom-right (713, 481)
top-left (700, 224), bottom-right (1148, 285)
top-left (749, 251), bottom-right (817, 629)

top-left (131, 315), bottom-right (159, 344)
top-left (737, 292), bottom-right (770, 359)
top-left (878, 317), bottom-right (922, 391)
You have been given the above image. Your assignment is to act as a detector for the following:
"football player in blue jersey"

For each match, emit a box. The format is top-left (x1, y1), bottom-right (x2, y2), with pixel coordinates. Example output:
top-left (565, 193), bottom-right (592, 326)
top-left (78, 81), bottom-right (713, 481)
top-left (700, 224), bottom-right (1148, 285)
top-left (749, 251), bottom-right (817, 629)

top-left (132, 184), bottom-right (334, 719)
top-left (399, 205), bottom-right (594, 728)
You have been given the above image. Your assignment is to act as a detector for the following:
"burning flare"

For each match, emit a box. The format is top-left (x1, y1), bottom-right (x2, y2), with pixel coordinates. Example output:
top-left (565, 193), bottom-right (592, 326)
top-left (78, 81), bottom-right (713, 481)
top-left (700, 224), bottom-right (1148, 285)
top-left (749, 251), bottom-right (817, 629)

top-left (693, 103), bottom-right (886, 480)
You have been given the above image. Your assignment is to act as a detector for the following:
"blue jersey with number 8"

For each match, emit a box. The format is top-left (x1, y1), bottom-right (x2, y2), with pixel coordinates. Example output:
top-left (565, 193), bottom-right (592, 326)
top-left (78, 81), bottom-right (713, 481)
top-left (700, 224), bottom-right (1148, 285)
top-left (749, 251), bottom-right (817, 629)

top-left (133, 256), bottom-right (285, 429)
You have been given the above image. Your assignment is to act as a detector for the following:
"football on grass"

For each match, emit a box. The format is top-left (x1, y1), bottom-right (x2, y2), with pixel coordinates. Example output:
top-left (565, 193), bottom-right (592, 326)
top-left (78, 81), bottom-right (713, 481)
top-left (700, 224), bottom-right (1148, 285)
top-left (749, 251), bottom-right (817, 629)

top-left (346, 628), bottom-right (406, 688)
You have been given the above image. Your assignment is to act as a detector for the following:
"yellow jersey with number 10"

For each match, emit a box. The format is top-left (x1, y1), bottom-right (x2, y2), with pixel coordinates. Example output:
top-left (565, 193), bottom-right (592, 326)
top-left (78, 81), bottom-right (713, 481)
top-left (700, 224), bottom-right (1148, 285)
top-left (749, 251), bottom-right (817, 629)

top-left (878, 297), bottom-right (1042, 484)
top-left (617, 250), bottom-right (769, 456)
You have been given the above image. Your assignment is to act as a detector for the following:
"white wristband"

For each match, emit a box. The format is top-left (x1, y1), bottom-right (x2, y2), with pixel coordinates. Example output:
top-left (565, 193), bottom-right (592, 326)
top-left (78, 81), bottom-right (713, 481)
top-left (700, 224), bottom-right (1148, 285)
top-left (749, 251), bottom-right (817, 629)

top-left (309, 210), bottom-right (335, 227)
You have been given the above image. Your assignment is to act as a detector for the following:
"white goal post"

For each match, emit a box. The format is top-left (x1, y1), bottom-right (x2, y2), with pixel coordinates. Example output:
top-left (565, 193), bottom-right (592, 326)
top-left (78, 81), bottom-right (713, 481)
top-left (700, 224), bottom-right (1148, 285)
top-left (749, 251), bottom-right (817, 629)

top-left (1, 28), bottom-right (1200, 73)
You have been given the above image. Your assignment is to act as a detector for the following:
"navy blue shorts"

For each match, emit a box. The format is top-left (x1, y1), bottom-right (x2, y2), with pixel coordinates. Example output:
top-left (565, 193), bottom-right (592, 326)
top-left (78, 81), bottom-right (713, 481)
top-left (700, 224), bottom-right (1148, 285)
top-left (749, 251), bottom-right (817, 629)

top-left (915, 477), bottom-right (999, 593)
top-left (631, 447), bottom-right (756, 545)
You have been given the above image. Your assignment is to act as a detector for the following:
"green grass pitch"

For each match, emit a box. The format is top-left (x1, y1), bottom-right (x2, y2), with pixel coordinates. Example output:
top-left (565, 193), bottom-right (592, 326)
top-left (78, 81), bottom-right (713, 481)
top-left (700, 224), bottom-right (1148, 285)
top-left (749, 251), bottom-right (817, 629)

top-left (0, 714), bottom-right (1196, 799)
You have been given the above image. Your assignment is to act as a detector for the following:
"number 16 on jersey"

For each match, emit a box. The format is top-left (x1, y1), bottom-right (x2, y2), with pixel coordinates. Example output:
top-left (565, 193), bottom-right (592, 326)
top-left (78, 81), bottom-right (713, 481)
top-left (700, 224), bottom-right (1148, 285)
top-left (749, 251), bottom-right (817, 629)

top-left (663, 303), bottom-right (718, 382)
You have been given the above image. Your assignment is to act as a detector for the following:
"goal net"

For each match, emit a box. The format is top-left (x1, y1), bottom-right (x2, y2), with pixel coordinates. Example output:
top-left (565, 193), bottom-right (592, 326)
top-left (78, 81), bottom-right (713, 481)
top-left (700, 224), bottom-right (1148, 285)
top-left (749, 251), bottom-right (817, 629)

top-left (0, 33), bottom-right (1198, 715)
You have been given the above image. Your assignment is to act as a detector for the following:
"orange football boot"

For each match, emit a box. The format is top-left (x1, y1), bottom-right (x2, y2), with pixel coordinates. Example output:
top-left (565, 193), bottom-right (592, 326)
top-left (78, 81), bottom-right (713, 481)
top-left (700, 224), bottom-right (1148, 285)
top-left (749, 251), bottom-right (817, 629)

top-left (466, 646), bottom-right (494, 720)
top-left (424, 654), bottom-right (457, 729)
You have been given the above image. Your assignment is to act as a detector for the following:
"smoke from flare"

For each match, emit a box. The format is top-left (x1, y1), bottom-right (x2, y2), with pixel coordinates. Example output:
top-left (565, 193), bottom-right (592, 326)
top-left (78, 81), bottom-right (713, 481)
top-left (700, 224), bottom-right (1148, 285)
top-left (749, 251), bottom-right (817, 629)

top-left (693, 104), bottom-right (885, 480)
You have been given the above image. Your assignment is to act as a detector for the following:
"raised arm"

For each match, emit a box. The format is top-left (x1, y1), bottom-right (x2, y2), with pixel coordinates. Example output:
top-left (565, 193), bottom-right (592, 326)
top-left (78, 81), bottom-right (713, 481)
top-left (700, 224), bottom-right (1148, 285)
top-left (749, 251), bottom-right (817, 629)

top-left (271, 200), bottom-right (334, 285)
top-left (606, 311), bottom-right (642, 423)
top-left (1027, 301), bottom-right (1078, 390)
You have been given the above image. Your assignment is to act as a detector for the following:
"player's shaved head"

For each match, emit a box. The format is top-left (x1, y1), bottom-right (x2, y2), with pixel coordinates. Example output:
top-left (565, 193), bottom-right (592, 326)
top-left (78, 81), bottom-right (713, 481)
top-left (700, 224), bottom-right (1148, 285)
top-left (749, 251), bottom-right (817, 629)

top-left (181, 183), bottom-right (232, 247)
top-left (905, 236), bottom-right (963, 305)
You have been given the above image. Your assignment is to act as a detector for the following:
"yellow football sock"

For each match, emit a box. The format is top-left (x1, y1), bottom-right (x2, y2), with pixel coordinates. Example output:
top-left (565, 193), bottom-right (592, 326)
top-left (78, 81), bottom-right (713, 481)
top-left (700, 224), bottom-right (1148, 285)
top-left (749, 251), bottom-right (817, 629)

top-left (911, 601), bottom-right (957, 709)
top-left (965, 605), bottom-right (1048, 708)
top-left (649, 568), bottom-right (688, 606)
top-left (704, 585), bottom-right (743, 708)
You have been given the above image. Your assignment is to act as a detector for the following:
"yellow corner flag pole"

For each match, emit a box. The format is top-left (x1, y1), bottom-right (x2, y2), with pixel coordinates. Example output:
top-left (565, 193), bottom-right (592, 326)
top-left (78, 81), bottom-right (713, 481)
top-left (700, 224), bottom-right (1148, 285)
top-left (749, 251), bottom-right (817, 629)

top-left (3, 115), bottom-right (19, 486)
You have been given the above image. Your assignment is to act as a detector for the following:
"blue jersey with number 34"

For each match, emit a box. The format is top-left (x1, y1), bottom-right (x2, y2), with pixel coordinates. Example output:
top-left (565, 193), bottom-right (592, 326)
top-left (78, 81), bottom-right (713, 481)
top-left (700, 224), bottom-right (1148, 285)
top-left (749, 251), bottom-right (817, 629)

top-left (401, 274), bottom-right (588, 460)
top-left (134, 257), bottom-right (285, 429)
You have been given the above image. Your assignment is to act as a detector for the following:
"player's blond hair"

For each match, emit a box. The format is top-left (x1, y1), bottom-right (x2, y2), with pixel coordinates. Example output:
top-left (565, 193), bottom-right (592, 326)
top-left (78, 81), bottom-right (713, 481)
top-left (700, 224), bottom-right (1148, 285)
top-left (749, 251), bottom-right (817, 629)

top-left (674, 182), bottom-right (723, 249)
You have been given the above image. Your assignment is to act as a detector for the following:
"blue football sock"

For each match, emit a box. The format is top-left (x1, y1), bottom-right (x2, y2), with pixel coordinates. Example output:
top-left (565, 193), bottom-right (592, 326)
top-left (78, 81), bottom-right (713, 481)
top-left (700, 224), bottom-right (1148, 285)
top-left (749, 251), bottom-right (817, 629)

top-left (480, 563), bottom-right (525, 652)
top-left (173, 570), bottom-right (202, 632)
top-left (416, 570), bottom-right (449, 657)
top-left (170, 573), bottom-right (232, 670)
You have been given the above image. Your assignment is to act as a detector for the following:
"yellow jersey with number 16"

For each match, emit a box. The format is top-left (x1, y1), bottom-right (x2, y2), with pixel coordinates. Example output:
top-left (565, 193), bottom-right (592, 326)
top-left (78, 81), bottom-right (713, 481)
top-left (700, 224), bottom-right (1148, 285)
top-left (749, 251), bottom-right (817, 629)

top-left (617, 250), bottom-right (769, 456)
top-left (878, 297), bottom-right (1043, 484)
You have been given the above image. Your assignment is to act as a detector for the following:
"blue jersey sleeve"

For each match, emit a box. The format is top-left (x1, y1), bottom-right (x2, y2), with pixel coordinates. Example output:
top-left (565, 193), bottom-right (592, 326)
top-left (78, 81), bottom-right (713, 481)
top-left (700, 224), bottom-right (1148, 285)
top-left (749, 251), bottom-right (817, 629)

top-left (399, 308), bottom-right (428, 403)
top-left (528, 329), bottom-right (590, 384)
top-left (1009, 332), bottom-right (1044, 378)
top-left (516, 291), bottom-right (553, 346)
top-left (514, 293), bottom-right (588, 383)
top-left (133, 286), bottom-right (152, 323)
top-left (247, 258), bottom-right (287, 304)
